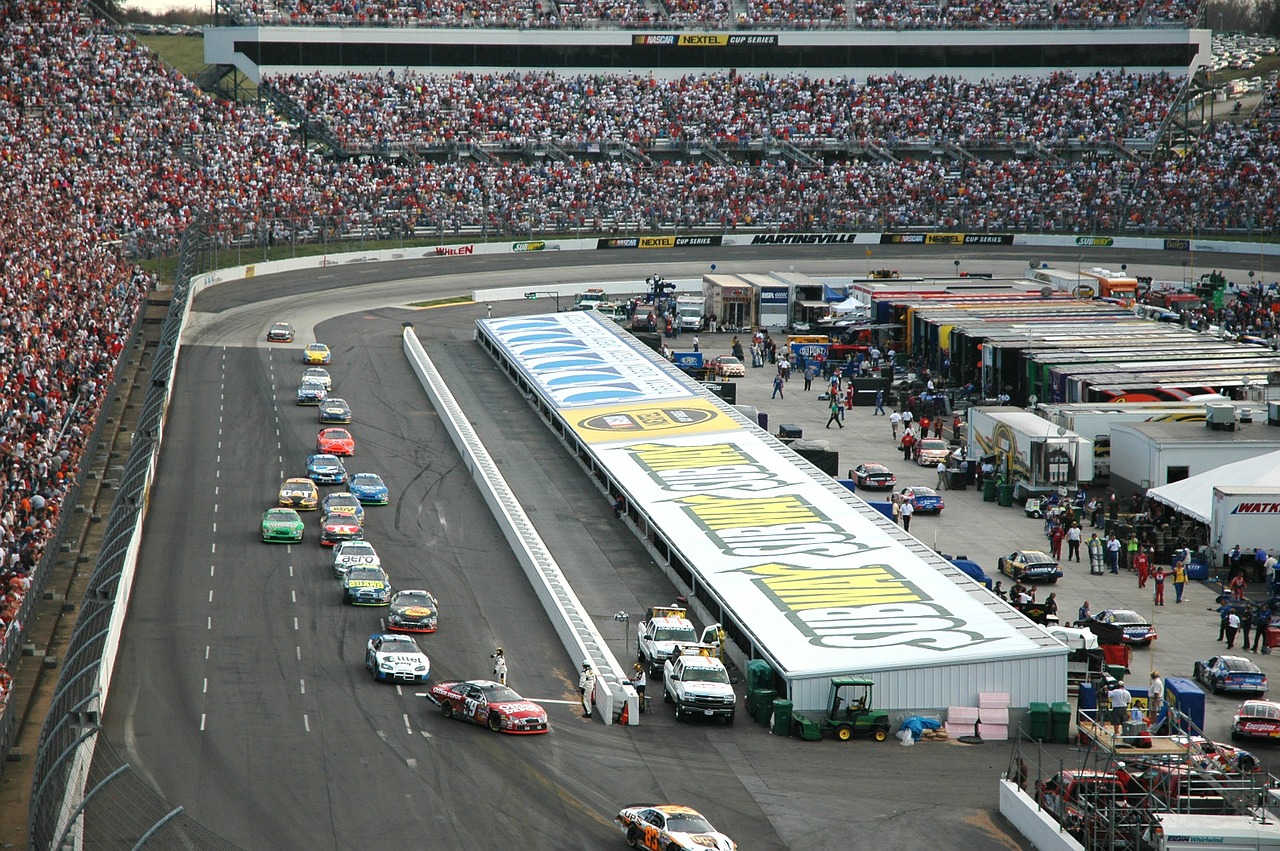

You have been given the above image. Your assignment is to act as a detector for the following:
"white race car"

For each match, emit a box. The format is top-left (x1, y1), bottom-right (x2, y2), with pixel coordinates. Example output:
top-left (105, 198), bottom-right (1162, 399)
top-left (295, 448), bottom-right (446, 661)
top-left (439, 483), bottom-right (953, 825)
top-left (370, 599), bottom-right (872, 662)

top-left (333, 540), bottom-right (379, 578)
top-left (365, 634), bottom-right (430, 684)
top-left (615, 804), bottom-right (736, 850)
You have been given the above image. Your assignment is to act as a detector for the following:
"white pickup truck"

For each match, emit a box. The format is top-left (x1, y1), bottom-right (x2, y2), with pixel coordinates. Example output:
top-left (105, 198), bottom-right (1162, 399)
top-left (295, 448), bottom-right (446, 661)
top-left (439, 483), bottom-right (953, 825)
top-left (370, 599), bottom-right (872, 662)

top-left (664, 654), bottom-right (735, 725)
top-left (636, 606), bottom-right (721, 678)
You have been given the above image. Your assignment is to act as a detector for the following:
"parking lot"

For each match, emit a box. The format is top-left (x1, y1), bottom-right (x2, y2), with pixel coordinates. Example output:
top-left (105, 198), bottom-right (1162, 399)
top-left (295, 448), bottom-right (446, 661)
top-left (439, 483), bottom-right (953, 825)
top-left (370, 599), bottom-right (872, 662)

top-left (693, 329), bottom-right (1280, 772)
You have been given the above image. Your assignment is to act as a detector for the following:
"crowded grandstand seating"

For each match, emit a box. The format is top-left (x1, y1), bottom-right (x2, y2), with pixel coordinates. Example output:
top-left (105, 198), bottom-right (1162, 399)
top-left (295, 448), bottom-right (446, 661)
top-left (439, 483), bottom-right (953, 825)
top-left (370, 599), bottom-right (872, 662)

top-left (224, 0), bottom-right (1200, 26)
top-left (261, 69), bottom-right (1184, 151)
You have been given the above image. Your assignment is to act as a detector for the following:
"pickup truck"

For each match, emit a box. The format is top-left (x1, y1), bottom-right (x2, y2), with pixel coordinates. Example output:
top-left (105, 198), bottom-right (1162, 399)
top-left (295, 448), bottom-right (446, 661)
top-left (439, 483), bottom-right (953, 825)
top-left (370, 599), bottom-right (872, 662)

top-left (663, 654), bottom-right (735, 725)
top-left (636, 606), bottom-right (721, 678)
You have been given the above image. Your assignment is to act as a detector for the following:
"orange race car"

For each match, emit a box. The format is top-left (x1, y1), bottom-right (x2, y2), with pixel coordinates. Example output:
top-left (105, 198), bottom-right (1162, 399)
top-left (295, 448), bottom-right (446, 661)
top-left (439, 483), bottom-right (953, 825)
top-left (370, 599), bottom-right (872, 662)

top-left (316, 427), bottom-right (355, 456)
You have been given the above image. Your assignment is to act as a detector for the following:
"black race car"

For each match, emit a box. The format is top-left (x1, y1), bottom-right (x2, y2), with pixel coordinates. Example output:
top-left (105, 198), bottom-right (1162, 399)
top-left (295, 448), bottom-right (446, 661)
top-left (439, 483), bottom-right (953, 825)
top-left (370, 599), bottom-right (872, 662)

top-left (266, 322), bottom-right (295, 342)
top-left (853, 463), bottom-right (897, 490)
top-left (318, 397), bottom-right (352, 424)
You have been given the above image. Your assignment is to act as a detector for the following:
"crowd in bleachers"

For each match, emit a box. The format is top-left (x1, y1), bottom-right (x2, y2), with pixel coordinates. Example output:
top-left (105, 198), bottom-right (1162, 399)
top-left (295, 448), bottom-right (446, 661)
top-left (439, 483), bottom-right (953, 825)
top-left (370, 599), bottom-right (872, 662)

top-left (228, 0), bottom-right (1201, 27)
top-left (263, 69), bottom-right (1184, 151)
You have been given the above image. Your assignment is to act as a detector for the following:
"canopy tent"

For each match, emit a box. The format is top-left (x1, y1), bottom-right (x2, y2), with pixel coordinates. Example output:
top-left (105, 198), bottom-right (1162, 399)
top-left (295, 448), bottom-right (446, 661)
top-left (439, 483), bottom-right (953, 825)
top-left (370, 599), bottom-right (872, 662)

top-left (830, 296), bottom-right (869, 315)
top-left (1147, 449), bottom-right (1280, 523)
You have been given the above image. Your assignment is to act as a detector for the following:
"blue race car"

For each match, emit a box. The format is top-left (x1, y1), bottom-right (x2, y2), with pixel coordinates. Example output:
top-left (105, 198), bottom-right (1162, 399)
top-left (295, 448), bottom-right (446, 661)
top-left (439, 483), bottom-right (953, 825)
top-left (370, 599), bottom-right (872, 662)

top-left (306, 453), bottom-right (348, 485)
top-left (348, 473), bottom-right (389, 505)
top-left (1195, 655), bottom-right (1269, 695)
top-left (900, 486), bottom-right (945, 514)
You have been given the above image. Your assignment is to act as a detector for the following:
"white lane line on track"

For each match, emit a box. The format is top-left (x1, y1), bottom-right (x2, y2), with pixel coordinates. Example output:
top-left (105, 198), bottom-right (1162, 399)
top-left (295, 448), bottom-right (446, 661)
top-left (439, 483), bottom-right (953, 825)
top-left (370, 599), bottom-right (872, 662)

top-left (218, 428), bottom-right (222, 436)
top-left (215, 470), bottom-right (219, 479)
top-left (212, 523), bottom-right (216, 534)
top-left (395, 685), bottom-right (402, 696)
top-left (300, 680), bottom-right (306, 695)
top-left (288, 565), bottom-right (293, 577)
top-left (303, 715), bottom-right (310, 733)
top-left (208, 590), bottom-right (213, 603)
top-left (210, 565), bottom-right (215, 577)
top-left (200, 714), bottom-right (206, 731)
top-left (214, 486), bottom-right (218, 495)
top-left (205, 645), bottom-right (210, 660)
top-left (293, 617), bottom-right (299, 631)
top-left (203, 678), bottom-right (208, 694)
top-left (420, 731), bottom-right (432, 739)
top-left (217, 442), bottom-right (221, 450)
top-left (403, 714), bottom-right (413, 735)
top-left (296, 646), bottom-right (301, 661)
top-left (211, 543), bottom-right (216, 554)
top-left (213, 504), bottom-right (217, 513)
top-left (207, 617), bottom-right (212, 630)
top-left (216, 455), bottom-right (220, 464)
top-left (291, 590), bottom-right (296, 604)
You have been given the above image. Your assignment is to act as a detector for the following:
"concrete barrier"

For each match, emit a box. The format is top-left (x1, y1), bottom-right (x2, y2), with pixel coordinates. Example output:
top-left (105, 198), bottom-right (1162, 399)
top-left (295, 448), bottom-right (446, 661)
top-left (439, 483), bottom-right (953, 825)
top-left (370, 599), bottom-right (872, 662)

top-left (999, 779), bottom-right (1085, 851)
top-left (401, 326), bottom-right (637, 725)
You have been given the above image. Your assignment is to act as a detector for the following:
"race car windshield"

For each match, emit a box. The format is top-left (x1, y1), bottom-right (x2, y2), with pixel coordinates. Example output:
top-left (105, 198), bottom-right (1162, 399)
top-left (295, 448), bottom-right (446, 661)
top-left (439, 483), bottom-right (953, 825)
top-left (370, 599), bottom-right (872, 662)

top-left (482, 685), bottom-right (522, 702)
top-left (398, 593), bottom-right (432, 605)
top-left (381, 639), bottom-right (418, 654)
top-left (1223, 658), bottom-right (1261, 672)
top-left (349, 569), bottom-right (382, 581)
top-left (684, 667), bottom-right (729, 684)
top-left (655, 626), bottom-right (697, 642)
top-left (665, 815), bottom-right (714, 833)
top-left (1111, 611), bottom-right (1145, 624)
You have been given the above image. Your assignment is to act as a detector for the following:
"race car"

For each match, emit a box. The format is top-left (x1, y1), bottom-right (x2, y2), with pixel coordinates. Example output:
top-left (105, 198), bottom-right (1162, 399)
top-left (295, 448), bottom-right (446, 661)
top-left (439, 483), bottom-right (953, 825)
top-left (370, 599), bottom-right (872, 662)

top-left (914, 438), bottom-right (952, 466)
top-left (306, 453), bottom-right (347, 485)
top-left (316, 427), bottom-right (355, 456)
top-left (302, 367), bottom-right (332, 390)
top-left (997, 550), bottom-right (1063, 583)
top-left (1078, 609), bottom-right (1158, 646)
top-left (303, 343), bottom-right (331, 365)
top-left (266, 322), bottom-right (295, 342)
top-left (615, 804), bottom-right (737, 851)
top-left (899, 486), bottom-right (944, 514)
top-left (277, 477), bottom-right (319, 511)
top-left (318, 398), bottom-right (352, 424)
top-left (343, 563), bottom-right (392, 606)
top-left (852, 463), bottom-right (896, 490)
top-left (365, 633), bottom-right (431, 684)
top-left (711, 356), bottom-right (745, 378)
top-left (428, 679), bottom-right (549, 734)
top-left (320, 492), bottom-right (365, 525)
top-left (1231, 700), bottom-right (1280, 740)
top-left (348, 473), bottom-right (389, 505)
top-left (387, 589), bottom-right (439, 633)
top-left (296, 380), bottom-right (327, 406)
top-left (261, 508), bottom-right (304, 543)
top-left (1195, 655), bottom-right (1268, 695)
top-left (333, 540), bottom-right (379, 577)
top-left (320, 513), bottom-right (364, 547)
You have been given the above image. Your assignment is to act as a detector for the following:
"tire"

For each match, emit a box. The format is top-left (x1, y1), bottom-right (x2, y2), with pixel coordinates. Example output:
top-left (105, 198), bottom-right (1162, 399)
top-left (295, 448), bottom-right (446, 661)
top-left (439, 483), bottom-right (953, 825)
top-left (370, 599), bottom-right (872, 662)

top-left (835, 724), bottom-right (853, 741)
top-left (626, 826), bottom-right (643, 849)
top-left (1231, 730), bottom-right (1242, 741)
top-left (441, 701), bottom-right (454, 719)
top-left (663, 690), bottom-right (672, 704)
top-left (488, 712), bottom-right (502, 732)
top-left (724, 713), bottom-right (734, 726)
top-left (873, 727), bottom-right (888, 742)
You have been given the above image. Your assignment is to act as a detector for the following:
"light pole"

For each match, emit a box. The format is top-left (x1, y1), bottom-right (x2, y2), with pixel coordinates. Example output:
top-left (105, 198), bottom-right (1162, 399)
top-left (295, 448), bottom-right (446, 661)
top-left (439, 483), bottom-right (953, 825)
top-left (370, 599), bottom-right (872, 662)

top-left (954, 258), bottom-right (961, 278)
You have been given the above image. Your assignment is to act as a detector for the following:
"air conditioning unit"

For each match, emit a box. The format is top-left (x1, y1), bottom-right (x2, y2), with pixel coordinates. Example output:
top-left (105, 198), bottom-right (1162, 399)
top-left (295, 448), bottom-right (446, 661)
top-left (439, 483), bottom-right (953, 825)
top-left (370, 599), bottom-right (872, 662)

top-left (1206, 403), bottom-right (1236, 431)
top-left (1269, 400), bottom-right (1280, 426)
top-left (1240, 408), bottom-right (1254, 424)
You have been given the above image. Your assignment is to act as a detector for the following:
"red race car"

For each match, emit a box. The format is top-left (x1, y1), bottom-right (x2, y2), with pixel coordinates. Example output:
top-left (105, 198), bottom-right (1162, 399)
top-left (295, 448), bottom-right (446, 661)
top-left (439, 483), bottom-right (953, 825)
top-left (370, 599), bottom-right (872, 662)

top-left (316, 427), bottom-right (355, 456)
top-left (428, 679), bottom-right (549, 735)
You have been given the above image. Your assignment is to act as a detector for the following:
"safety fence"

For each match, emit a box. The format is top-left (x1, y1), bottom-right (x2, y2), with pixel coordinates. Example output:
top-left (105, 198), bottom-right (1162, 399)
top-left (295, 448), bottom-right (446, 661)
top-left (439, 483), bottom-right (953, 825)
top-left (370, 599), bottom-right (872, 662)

top-left (27, 222), bottom-right (243, 851)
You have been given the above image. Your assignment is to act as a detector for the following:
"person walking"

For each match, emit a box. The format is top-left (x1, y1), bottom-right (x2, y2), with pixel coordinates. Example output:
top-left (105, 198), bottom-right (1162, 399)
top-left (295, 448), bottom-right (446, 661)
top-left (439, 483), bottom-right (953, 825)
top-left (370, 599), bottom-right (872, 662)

top-left (900, 429), bottom-right (915, 461)
top-left (1049, 522), bottom-right (1065, 561)
top-left (1152, 565), bottom-right (1167, 605)
top-left (692, 335), bottom-right (699, 353)
top-left (1134, 547), bottom-right (1150, 588)
top-left (1126, 534), bottom-right (1140, 572)
top-left (803, 363), bottom-right (815, 391)
top-left (491, 648), bottom-right (508, 685)
top-left (1066, 523), bottom-right (1082, 563)
top-left (936, 461), bottom-right (947, 490)
top-left (1226, 608), bottom-right (1242, 650)
top-left (891, 492), bottom-right (902, 526)
top-left (889, 410), bottom-right (902, 440)
top-left (1229, 570), bottom-right (1247, 602)
top-left (1252, 605), bottom-right (1271, 652)
top-left (826, 393), bottom-right (843, 429)
top-left (772, 374), bottom-right (784, 399)
top-left (578, 660), bottom-right (597, 718)
top-left (1219, 599), bottom-right (1234, 641)
top-left (1173, 561), bottom-right (1188, 603)
top-left (900, 497), bottom-right (915, 533)
top-left (874, 388), bottom-right (886, 415)
top-left (1241, 604), bottom-right (1254, 652)
top-left (1106, 534), bottom-right (1122, 574)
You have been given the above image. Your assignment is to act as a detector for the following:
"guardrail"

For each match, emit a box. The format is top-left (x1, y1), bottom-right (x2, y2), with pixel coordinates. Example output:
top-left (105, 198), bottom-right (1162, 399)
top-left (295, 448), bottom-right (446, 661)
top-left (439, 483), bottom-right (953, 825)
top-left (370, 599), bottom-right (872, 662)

top-left (28, 223), bottom-right (243, 850)
top-left (400, 325), bottom-right (637, 725)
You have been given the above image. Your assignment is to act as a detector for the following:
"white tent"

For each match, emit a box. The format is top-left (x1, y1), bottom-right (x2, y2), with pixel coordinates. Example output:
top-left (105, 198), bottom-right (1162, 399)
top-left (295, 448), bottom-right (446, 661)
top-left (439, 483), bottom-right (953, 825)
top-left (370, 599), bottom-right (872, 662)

top-left (1147, 449), bottom-right (1280, 523)
top-left (830, 296), bottom-right (868, 315)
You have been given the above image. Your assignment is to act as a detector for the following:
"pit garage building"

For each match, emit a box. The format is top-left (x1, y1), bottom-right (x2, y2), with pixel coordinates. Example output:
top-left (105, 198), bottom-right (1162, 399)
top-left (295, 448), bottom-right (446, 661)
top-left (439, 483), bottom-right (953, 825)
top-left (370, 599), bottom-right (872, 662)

top-left (476, 310), bottom-right (1067, 713)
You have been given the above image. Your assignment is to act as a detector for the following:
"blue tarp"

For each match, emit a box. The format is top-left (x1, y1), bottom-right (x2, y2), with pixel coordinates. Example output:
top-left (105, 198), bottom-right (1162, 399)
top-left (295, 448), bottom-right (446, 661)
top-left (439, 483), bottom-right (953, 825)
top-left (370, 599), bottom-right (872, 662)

top-left (899, 715), bottom-right (943, 741)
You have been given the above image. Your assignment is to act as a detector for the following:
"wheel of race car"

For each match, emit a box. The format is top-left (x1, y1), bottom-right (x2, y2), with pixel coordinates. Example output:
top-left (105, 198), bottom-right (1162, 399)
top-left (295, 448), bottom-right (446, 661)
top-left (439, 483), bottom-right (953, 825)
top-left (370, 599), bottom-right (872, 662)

top-left (441, 701), bottom-right (454, 719)
top-left (627, 826), bottom-right (643, 849)
top-left (873, 727), bottom-right (888, 742)
top-left (1048, 577), bottom-right (1058, 584)
top-left (1231, 730), bottom-right (1242, 741)
top-left (488, 712), bottom-right (502, 732)
top-left (836, 724), bottom-right (853, 741)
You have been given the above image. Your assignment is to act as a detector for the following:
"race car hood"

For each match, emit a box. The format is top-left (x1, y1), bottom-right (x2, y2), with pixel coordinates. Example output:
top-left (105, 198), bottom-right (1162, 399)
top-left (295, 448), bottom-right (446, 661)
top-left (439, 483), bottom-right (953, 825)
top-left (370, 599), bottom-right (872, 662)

top-left (395, 605), bottom-right (436, 618)
top-left (492, 700), bottom-right (546, 720)
top-left (376, 653), bottom-right (429, 670)
top-left (671, 831), bottom-right (736, 850)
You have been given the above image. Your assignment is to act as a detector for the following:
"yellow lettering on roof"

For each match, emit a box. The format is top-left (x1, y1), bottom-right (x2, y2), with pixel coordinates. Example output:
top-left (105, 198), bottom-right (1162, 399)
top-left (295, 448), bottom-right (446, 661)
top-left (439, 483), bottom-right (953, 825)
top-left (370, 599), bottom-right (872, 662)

top-left (747, 563), bottom-right (920, 610)
top-left (680, 494), bottom-right (817, 530)
top-left (628, 443), bottom-right (750, 471)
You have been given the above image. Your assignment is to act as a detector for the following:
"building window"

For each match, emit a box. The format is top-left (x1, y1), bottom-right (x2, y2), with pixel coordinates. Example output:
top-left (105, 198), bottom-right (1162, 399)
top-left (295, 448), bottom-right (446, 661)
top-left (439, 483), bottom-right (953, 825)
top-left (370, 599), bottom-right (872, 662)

top-left (1166, 465), bottom-right (1189, 484)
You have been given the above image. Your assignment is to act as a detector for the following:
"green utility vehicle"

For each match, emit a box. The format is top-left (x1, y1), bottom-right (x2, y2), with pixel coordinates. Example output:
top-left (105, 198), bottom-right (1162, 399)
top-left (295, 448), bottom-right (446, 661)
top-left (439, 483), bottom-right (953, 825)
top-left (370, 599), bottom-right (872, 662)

top-left (793, 677), bottom-right (891, 742)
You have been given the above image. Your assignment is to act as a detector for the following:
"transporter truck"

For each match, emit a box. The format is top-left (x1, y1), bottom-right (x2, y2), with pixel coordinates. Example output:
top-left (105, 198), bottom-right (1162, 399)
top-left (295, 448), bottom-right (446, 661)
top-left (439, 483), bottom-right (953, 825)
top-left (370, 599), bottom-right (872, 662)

top-left (967, 407), bottom-right (1093, 492)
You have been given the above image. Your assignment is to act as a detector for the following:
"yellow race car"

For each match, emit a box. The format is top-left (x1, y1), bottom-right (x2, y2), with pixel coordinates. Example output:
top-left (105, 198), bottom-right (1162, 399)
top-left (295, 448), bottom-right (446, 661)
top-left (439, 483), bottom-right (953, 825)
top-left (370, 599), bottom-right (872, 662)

top-left (303, 343), bottom-right (332, 365)
top-left (278, 477), bottom-right (319, 510)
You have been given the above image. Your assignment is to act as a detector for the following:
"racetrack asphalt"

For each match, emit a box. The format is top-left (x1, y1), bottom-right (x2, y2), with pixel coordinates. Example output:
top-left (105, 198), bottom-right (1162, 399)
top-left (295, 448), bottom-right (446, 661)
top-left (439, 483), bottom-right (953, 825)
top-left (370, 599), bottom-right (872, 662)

top-left (97, 244), bottom-right (1276, 850)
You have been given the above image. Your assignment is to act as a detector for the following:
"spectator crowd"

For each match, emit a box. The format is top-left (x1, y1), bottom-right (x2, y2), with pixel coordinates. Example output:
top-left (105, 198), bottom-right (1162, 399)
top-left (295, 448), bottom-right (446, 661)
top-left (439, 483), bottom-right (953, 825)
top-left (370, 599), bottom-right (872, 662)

top-left (263, 69), bottom-right (1183, 151)
top-left (228, 0), bottom-right (1201, 27)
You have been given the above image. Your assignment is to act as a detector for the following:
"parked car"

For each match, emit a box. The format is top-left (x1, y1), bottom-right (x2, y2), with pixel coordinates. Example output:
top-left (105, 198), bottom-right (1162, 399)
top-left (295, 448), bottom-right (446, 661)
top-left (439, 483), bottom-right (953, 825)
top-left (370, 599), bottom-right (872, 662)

top-left (853, 463), bottom-right (896, 490)
top-left (1231, 699), bottom-right (1280, 740)
top-left (1194, 655), bottom-right (1268, 695)
top-left (1078, 609), bottom-right (1157, 647)
top-left (998, 550), bottom-right (1063, 583)
top-left (899, 486), bottom-right (944, 514)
